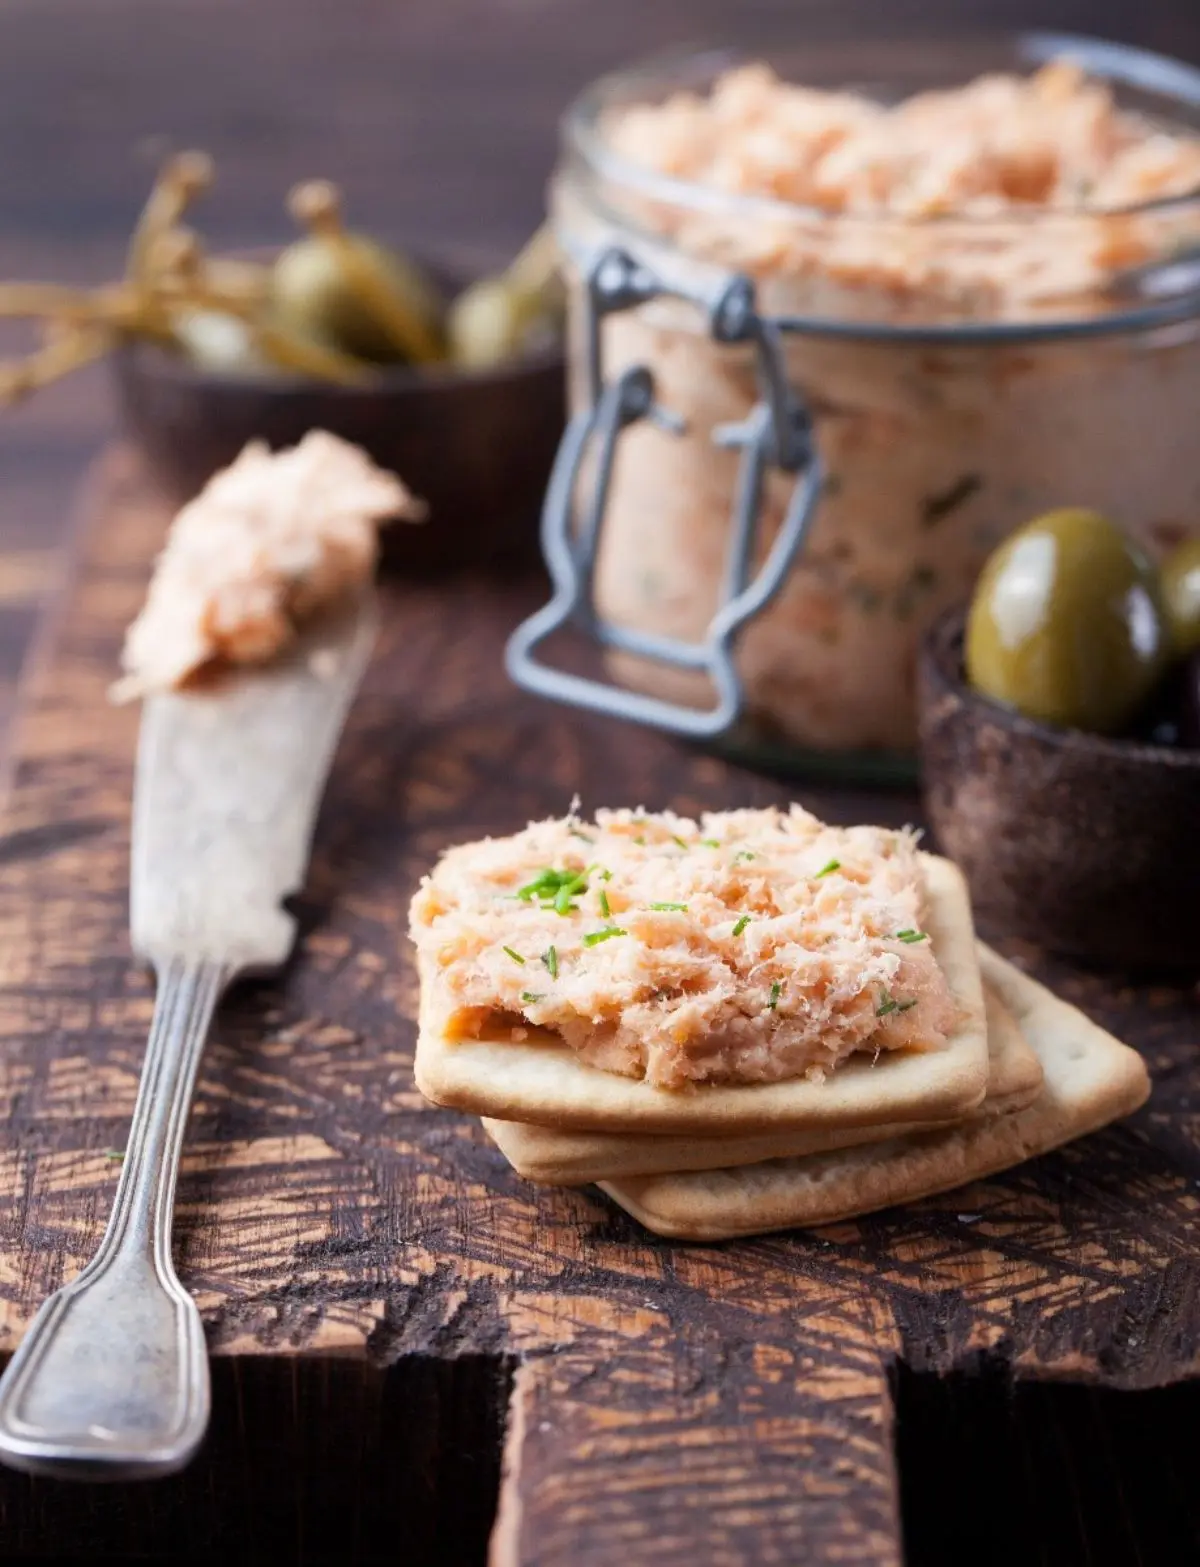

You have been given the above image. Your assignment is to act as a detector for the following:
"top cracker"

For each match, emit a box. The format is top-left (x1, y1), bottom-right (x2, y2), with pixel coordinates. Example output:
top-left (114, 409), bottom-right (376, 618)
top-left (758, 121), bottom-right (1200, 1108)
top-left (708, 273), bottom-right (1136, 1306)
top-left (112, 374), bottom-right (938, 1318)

top-left (410, 806), bottom-right (988, 1135)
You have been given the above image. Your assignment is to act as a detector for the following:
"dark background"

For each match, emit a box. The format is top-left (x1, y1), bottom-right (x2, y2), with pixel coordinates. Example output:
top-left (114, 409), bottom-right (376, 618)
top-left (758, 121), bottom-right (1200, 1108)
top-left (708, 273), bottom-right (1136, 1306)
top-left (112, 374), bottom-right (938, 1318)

top-left (0, 0), bottom-right (1197, 731)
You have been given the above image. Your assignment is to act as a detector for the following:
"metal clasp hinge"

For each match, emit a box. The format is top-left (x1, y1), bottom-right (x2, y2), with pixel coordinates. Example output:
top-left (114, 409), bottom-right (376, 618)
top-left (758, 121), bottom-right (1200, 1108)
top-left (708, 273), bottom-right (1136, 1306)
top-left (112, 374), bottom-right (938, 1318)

top-left (505, 245), bottom-right (822, 740)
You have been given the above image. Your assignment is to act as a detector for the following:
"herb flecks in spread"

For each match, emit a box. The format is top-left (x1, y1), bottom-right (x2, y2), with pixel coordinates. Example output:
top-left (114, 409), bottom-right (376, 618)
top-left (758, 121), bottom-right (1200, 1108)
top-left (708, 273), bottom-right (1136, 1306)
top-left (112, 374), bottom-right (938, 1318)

top-left (409, 805), bottom-right (957, 1090)
top-left (111, 431), bottom-right (423, 701)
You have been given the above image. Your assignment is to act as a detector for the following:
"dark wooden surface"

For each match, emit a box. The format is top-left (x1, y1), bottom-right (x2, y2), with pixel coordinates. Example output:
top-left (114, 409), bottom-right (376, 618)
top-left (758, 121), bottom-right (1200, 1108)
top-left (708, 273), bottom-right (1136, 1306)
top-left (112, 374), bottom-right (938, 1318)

top-left (0, 449), bottom-right (1197, 1567)
top-left (0, 4), bottom-right (1199, 1564)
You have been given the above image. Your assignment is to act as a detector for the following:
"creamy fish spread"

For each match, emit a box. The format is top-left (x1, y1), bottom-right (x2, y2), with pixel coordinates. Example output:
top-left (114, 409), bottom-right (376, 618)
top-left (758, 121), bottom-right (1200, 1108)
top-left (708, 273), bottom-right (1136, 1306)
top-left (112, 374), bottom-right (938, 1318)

top-left (112, 431), bottom-right (423, 700)
top-left (409, 805), bottom-right (957, 1089)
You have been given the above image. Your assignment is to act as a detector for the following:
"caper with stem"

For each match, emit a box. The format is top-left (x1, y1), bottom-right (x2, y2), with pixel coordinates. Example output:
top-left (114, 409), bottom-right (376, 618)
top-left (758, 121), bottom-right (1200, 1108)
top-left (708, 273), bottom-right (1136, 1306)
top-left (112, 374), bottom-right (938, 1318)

top-left (271, 180), bottom-right (445, 365)
top-left (447, 223), bottom-right (564, 369)
top-left (447, 275), bottom-right (543, 368)
top-left (126, 151), bottom-right (215, 285)
top-left (155, 227), bottom-right (369, 383)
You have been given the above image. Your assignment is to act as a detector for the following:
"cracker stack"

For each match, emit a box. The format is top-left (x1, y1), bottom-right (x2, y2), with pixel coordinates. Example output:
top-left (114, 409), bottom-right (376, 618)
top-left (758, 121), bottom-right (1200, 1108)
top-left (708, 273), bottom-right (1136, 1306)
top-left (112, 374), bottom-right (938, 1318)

top-left (414, 853), bottom-right (1149, 1242)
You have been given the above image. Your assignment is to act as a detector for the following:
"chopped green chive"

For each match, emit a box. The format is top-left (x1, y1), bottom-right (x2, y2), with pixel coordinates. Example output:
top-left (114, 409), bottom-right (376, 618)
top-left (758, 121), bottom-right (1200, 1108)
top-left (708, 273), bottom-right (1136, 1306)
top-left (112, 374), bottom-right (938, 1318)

top-left (815, 859), bottom-right (841, 878)
top-left (569, 828), bottom-right (594, 842)
top-left (634, 836), bottom-right (645, 846)
top-left (732, 915), bottom-right (752, 937)
top-left (876, 989), bottom-right (917, 1017)
top-left (542, 945), bottom-right (558, 978)
top-left (516, 865), bottom-right (596, 915)
top-left (599, 889), bottom-right (611, 918)
top-left (671, 835), bottom-right (688, 849)
top-left (700, 838), bottom-right (720, 848)
top-left (582, 925), bottom-right (627, 947)
top-left (520, 991), bottom-right (545, 1004)
top-left (735, 850), bottom-right (756, 863)
top-left (768, 981), bottom-right (782, 1010)
top-left (883, 984), bottom-right (921, 1021)
top-left (516, 867), bottom-right (573, 901)
top-left (559, 870), bottom-right (591, 915)
top-left (597, 867), bottom-right (613, 882)
top-left (516, 869), bottom-right (558, 900)
top-left (895, 929), bottom-right (928, 943)
top-left (651, 901), bottom-right (688, 912)
top-left (102, 1147), bottom-right (124, 1162)
top-left (502, 946), bottom-right (525, 965)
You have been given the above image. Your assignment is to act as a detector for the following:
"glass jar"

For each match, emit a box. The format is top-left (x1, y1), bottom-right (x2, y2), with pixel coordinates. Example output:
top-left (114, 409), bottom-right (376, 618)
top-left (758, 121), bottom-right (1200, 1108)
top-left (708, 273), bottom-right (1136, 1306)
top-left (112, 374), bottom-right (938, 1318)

top-left (507, 33), bottom-right (1200, 781)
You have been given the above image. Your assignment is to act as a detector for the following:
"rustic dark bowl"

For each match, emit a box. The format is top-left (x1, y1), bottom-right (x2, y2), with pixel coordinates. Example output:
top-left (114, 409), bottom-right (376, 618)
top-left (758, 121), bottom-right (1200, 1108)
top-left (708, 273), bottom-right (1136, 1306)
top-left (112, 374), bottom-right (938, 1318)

top-left (111, 255), bottom-right (565, 575)
top-left (918, 610), bottom-right (1200, 973)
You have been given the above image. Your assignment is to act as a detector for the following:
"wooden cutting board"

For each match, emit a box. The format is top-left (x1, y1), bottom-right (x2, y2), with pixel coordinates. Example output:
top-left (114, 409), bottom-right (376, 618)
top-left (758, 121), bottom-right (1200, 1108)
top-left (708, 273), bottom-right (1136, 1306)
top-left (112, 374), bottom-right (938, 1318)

top-left (0, 448), bottom-right (1198, 1567)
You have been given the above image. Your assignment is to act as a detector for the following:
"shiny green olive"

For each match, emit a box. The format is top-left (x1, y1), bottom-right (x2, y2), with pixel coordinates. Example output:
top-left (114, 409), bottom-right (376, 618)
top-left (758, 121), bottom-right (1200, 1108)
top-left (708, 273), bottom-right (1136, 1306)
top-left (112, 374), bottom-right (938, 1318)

top-left (966, 508), bottom-right (1168, 734)
top-left (1160, 537), bottom-right (1200, 658)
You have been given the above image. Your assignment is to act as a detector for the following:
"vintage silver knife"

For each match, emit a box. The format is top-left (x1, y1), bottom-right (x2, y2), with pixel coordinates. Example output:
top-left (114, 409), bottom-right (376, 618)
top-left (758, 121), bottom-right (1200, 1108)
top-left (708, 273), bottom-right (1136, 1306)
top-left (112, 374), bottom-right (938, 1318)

top-left (0, 594), bottom-right (379, 1479)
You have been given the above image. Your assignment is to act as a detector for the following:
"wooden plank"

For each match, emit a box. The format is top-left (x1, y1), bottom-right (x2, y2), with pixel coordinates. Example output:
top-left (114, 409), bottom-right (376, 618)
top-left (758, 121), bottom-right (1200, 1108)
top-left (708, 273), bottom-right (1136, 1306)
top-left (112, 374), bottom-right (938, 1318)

top-left (492, 1337), bottom-right (901, 1567)
top-left (0, 453), bottom-right (1197, 1564)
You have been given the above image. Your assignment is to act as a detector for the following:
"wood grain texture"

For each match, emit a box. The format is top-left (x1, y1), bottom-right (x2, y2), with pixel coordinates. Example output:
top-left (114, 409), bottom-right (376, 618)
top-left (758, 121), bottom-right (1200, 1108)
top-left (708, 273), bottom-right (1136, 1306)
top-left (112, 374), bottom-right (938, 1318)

top-left (0, 452), bottom-right (1197, 1563)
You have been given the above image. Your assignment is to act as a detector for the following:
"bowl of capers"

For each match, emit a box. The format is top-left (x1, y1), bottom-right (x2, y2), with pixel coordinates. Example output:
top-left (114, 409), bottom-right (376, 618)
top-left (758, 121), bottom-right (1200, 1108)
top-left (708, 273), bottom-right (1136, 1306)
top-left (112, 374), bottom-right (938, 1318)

top-left (918, 510), bottom-right (1200, 972)
top-left (0, 152), bottom-right (566, 573)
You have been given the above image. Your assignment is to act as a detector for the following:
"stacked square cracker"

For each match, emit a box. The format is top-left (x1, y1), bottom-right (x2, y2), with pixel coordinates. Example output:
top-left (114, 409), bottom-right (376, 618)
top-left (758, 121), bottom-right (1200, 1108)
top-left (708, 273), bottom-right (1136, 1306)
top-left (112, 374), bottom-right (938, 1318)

top-left (415, 853), bottom-right (1149, 1242)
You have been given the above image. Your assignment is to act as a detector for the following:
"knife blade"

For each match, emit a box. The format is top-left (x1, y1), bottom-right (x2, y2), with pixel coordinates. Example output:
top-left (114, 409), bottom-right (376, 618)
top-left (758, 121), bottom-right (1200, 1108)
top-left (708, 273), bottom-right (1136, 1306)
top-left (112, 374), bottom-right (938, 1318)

top-left (131, 592), bottom-right (379, 972)
top-left (0, 592), bottom-right (379, 1480)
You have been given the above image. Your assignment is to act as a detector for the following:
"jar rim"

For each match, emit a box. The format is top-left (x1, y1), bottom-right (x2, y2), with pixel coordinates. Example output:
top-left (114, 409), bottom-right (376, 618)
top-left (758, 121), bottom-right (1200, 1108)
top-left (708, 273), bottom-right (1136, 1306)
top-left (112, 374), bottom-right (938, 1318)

top-left (563, 32), bottom-right (1200, 232)
top-left (558, 32), bottom-right (1200, 341)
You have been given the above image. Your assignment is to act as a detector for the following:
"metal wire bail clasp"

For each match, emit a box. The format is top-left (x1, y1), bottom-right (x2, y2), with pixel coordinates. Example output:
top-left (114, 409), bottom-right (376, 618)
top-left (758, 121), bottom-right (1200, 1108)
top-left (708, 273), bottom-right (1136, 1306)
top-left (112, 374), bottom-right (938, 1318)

top-left (505, 243), bottom-right (823, 740)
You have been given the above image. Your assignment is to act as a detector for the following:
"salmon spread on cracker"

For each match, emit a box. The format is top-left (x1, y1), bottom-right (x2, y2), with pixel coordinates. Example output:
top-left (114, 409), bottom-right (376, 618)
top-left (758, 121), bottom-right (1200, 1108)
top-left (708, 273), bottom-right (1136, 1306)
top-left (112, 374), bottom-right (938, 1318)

top-left (409, 806), bottom-right (958, 1090)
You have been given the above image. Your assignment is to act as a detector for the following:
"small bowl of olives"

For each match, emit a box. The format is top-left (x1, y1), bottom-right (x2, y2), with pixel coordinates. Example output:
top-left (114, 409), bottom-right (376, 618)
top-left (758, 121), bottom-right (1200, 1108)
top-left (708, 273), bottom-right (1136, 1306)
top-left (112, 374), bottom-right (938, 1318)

top-left (918, 510), bottom-right (1200, 972)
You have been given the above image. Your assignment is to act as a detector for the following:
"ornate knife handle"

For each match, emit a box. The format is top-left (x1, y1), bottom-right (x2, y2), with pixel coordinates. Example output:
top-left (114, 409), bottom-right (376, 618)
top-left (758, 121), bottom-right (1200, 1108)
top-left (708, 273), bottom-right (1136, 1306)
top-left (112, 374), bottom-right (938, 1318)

top-left (0, 956), bottom-right (229, 1479)
top-left (506, 245), bottom-right (823, 740)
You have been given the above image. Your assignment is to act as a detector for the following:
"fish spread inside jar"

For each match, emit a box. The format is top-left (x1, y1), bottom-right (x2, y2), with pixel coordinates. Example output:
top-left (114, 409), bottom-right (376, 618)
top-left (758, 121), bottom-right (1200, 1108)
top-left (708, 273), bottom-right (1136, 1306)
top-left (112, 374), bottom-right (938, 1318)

top-left (555, 53), bottom-right (1200, 755)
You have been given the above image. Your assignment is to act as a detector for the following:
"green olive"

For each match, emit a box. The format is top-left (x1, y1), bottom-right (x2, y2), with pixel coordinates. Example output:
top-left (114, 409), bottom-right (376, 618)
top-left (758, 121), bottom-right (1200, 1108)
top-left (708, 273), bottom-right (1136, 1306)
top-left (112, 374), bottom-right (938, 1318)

top-left (965, 508), bottom-right (1168, 733)
top-left (1160, 537), bottom-right (1200, 658)
top-left (270, 234), bottom-right (444, 365)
